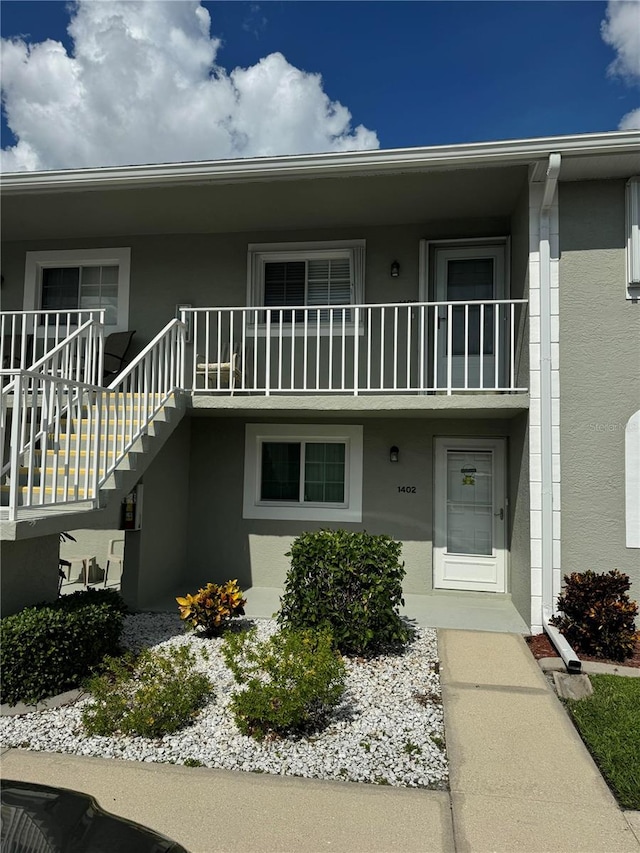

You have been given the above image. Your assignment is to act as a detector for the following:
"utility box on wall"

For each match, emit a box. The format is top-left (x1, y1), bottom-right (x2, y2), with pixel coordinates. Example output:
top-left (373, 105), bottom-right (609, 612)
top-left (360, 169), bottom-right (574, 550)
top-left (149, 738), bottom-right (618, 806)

top-left (120, 485), bottom-right (143, 531)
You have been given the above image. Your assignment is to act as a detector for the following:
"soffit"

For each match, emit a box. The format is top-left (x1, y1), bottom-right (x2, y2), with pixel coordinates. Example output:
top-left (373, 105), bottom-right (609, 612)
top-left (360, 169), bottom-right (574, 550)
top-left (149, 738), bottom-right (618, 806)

top-left (558, 151), bottom-right (640, 182)
top-left (2, 166), bottom-right (527, 242)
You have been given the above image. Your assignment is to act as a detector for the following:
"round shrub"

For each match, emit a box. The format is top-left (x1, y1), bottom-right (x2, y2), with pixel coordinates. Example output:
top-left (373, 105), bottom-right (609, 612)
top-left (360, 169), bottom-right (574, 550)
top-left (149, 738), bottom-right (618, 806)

top-left (278, 529), bottom-right (412, 656)
top-left (0, 589), bottom-right (127, 706)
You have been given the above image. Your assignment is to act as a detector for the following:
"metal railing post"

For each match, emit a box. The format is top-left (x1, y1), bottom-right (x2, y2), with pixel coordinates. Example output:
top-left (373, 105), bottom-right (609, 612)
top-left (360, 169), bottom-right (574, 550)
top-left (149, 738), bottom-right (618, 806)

top-left (8, 375), bottom-right (23, 520)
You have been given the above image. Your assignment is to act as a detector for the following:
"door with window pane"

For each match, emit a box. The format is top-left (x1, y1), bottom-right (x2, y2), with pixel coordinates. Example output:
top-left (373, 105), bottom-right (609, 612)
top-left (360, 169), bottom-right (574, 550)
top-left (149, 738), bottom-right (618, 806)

top-left (433, 438), bottom-right (506, 592)
top-left (435, 246), bottom-right (505, 390)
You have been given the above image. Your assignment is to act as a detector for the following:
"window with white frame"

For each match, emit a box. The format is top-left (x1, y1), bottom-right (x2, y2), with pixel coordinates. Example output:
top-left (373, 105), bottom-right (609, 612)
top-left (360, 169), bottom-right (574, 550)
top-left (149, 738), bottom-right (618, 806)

top-left (243, 423), bottom-right (363, 521)
top-left (24, 248), bottom-right (131, 331)
top-left (626, 177), bottom-right (640, 300)
top-left (247, 241), bottom-right (365, 322)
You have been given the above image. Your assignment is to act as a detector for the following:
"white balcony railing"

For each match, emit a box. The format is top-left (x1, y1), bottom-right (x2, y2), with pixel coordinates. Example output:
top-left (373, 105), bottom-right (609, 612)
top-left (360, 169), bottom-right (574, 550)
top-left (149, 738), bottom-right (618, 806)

top-left (183, 300), bottom-right (528, 395)
top-left (0, 310), bottom-right (106, 372)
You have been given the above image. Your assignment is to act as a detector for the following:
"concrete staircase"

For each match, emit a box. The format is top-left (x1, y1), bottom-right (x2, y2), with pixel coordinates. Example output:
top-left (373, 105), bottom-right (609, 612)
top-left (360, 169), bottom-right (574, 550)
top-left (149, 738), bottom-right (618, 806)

top-left (1, 391), bottom-right (186, 538)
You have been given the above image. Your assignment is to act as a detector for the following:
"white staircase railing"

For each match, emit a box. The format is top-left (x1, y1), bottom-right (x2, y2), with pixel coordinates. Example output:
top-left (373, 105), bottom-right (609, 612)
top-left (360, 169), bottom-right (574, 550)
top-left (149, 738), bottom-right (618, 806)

top-left (1, 319), bottom-right (185, 520)
top-left (100, 319), bottom-right (186, 480)
top-left (2, 372), bottom-right (103, 518)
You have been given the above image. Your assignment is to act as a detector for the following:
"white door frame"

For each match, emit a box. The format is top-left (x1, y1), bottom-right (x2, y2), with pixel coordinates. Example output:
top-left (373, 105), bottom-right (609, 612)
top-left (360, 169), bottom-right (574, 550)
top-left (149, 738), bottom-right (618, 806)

top-left (433, 437), bottom-right (507, 593)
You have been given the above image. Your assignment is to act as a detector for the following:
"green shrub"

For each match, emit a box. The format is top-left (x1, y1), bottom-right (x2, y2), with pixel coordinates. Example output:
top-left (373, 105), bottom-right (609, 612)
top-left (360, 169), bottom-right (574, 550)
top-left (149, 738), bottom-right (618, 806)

top-left (278, 529), bottom-right (412, 656)
top-left (176, 579), bottom-right (246, 635)
top-left (82, 645), bottom-right (212, 738)
top-left (550, 570), bottom-right (638, 661)
top-left (222, 627), bottom-right (346, 740)
top-left (0, 589), bottom-right (127, 706)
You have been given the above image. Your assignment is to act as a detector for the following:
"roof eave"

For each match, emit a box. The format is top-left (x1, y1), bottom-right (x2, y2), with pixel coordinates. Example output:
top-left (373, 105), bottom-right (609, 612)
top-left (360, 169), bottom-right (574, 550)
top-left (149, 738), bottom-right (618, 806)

top-left (2, 130), bottom-right (639, 194)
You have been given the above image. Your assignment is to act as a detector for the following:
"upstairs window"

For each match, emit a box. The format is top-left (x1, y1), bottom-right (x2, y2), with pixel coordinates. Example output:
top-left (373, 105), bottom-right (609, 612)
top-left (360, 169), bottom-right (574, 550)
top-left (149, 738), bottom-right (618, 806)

top-left (41, 264), bottom-right (119, 325)
top-left (24, 248), bottom-right (131, 331)
top-left (248, 240), bottom-right (365, 323)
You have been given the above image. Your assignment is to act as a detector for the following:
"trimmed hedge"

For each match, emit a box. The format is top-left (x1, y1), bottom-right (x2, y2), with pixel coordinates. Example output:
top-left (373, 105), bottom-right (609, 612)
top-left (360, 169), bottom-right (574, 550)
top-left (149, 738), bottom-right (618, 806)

top-left (0, 589), bottom-right (127, 706)
top-left (278, 529), bottom-right (412, 656)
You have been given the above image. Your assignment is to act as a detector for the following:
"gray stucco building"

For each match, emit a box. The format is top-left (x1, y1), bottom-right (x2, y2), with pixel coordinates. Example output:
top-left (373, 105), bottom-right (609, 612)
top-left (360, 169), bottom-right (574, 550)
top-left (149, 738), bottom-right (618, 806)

top-left (1, 130), bottom-right (639, 633)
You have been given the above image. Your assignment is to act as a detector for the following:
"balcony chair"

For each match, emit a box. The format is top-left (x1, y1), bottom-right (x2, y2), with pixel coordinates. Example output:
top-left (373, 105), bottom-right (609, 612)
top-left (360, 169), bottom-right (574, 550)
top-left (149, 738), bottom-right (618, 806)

top-left (195, 343), bottom-right (243, 394)
top-left (102, 330), bottom-right (135, 385)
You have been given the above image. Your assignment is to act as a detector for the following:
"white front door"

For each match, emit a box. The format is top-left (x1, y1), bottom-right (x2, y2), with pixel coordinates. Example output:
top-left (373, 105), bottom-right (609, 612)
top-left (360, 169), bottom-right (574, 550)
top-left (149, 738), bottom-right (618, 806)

top-left (433, 437), bottom-right (507, 592)
top-left (434, 244), bottom-right (506, 390)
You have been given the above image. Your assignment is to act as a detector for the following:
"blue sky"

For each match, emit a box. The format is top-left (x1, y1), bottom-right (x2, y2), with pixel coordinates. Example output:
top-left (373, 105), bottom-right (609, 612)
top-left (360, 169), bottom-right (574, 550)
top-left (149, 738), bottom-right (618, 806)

top-left (1, 1), bottom-right (638, 171)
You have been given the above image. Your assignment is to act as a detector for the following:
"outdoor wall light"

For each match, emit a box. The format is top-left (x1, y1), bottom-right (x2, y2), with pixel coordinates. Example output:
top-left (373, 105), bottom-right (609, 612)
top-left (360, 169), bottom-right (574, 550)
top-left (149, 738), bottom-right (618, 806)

top-left (390, 260), bottom-right (400, 278)
top-left (389, 446), bottom-right (399, 463)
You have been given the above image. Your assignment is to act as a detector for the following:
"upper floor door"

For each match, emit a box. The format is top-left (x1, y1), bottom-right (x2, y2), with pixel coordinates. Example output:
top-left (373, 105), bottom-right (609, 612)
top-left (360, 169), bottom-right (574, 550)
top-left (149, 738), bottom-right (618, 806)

top-left (434, 244), bottom-right (506, 390)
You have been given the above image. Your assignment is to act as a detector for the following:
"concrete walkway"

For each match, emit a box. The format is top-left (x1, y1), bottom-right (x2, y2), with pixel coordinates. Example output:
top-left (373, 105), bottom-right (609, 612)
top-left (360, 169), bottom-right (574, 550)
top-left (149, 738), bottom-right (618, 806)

top-left (439, 630), bottom-right (639, 853)
top-left (2, 629), bottom-right (639, 853)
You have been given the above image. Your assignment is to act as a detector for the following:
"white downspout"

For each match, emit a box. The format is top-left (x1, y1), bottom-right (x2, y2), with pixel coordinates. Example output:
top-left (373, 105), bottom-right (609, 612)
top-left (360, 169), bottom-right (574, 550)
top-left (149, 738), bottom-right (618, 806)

top-left (539, 152), bottom-right (560, 616)
top-left (538, 153), bottom-right (582, 673)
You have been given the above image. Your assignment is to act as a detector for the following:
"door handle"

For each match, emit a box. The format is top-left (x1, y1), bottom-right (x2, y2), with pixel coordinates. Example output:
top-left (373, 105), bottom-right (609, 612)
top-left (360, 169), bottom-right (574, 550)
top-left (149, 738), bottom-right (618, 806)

top-left (494, 508), bottom-right (504, 520)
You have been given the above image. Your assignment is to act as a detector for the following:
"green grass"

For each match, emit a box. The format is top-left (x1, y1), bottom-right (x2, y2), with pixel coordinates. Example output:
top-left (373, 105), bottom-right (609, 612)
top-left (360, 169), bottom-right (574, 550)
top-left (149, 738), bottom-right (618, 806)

top-left (566, 675), bottom-right (640, 810)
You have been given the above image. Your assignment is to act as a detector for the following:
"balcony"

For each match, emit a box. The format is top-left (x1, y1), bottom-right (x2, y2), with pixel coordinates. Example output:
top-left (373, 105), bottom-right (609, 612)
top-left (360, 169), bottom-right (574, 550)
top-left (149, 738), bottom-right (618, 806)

top-left (183, 299), bottom-right (528, 397)
top-left (1, 310), bottom-right (106, 375)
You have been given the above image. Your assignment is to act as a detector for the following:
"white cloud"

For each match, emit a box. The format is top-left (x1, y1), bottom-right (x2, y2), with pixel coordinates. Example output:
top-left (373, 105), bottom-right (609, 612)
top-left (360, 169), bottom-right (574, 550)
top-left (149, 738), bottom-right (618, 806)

top-left (601, 0), bottom-right (640, 79)
top-left (619, 106), bottom-right (640, 129)
top-left (1, 1), bottom-right (378, 172)
top-left (601, 0), bottom-right (640, 128)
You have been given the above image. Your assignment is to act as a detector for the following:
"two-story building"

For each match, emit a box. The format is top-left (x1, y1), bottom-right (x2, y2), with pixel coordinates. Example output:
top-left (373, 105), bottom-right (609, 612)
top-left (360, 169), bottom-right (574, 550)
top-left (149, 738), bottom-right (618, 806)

top-left (2, 130), bottom-right (639, 634)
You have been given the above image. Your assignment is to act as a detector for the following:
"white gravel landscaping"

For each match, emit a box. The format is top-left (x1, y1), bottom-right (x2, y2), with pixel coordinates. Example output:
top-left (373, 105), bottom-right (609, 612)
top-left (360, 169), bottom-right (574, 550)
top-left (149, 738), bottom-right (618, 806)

top-left (0, 613), bottom-right (448, 789)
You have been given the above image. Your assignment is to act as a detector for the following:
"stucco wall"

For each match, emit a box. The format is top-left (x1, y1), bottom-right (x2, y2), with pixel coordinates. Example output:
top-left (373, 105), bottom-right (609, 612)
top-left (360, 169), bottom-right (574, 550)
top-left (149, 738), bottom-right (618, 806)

top-left (120, 419), bottom-right (191, 610)
top-left (181, 414), bottom-right (527, 600)
top-left (508, 412), bottom-right (531, 623)
top-left (559, 180), bottom-right (640, 595)
top-left (2, 217), bottom-right (511, 355)
top-left (1, 535), bottom-right (59, 616)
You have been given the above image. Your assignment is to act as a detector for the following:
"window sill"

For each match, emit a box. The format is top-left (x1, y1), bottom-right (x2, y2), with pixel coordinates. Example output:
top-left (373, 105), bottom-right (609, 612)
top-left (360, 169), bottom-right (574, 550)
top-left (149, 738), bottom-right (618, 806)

top-left (247, 322), bottom-right (364, 338)
top-left (243, 503), bottom-right (362, 522)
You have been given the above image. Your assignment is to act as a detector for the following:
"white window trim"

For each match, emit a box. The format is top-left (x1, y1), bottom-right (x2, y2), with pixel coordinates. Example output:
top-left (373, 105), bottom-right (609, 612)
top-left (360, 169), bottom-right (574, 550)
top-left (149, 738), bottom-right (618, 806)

top-left (626, 410), bottom-right (640, 548)
top-left (24, 247), bottom-right (131, 332)
top-left (247, 240), bottom-right (365, 336)
top-left (418, 237), bottom-right (510, 302)
top-left (626, 177), bottom-right (640, 300)
top-left (243, 423), bottom-right (363, 522)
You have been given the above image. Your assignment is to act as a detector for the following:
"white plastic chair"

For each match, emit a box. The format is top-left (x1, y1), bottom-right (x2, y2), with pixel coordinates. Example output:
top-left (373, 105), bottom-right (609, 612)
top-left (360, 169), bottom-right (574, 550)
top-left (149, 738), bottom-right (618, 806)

top-left (104, 538), bottom-right (124, 587)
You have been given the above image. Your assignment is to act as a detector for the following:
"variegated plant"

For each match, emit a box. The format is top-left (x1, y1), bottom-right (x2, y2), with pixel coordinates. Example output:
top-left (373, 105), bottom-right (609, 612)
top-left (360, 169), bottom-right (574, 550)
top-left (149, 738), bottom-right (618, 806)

top-left (177, 579), bottom-right (246, 634)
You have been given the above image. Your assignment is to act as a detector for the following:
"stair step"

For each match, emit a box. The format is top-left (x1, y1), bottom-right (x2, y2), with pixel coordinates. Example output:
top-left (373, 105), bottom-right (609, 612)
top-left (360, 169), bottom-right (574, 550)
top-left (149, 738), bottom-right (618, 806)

top-left (34, 448), bottom-right (121, 460)
top-left (43, 466), bottom-right (107, 477)
top-left (1, 484), bottom-right (95, 503)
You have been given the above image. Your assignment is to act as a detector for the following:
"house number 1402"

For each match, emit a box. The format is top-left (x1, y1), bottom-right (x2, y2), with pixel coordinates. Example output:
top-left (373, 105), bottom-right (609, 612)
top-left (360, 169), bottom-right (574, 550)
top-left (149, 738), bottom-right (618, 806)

top-left (397, 486), bottom-right (417, 493)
